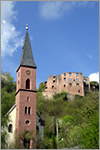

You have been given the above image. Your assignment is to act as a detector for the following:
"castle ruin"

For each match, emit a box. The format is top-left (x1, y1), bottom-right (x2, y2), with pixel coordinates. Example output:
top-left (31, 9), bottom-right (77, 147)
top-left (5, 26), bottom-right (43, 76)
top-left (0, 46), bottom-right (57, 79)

top-left (41, 72), bottom-right (90, 99)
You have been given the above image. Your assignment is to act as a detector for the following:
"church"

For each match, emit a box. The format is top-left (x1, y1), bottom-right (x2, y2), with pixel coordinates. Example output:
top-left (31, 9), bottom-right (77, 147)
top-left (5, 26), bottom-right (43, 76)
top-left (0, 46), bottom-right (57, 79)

top-left (6, 25), bottom-right (44, 149)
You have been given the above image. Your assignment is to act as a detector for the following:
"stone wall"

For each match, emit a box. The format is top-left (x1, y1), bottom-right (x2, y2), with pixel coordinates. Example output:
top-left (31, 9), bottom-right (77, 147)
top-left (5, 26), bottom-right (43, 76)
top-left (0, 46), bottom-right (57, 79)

top-left (41, 72), bottom-right (90, 99)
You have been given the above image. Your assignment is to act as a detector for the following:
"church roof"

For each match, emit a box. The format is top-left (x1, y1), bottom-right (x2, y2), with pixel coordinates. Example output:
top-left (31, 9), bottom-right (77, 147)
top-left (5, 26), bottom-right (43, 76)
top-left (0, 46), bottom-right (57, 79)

top-left (17, 30), bottom-right (37, 71)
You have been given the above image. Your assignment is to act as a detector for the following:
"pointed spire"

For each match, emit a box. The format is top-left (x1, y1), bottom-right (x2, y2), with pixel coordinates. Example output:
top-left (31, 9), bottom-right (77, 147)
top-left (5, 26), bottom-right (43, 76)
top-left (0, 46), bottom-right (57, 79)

top-left (17, 27), bottom-right (37, 71)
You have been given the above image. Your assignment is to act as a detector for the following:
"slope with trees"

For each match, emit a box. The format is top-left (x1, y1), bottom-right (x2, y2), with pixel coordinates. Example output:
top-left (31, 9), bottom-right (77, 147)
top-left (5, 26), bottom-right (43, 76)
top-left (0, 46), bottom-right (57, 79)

top-left (1, 72), bottom-right (99, 149)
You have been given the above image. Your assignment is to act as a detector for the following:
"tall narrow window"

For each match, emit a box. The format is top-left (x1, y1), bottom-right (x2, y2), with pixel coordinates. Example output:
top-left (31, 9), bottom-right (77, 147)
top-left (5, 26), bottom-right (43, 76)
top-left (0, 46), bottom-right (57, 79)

top-left (78, 90), bottom-right (80, 93)
top-left (53, 76), bottom-right (56, 79)
top-left (36, 126), bottom-right (39, 132)
top-left (28, 107), bottom-right (31, 114)
top-left (8, 124), bottom-right (13, 133)
top-left (25, 107), bottom-right (27, 114)
top-left (69, 78), bottom-right (72, 81)
top-left (69, 83), bottom-right (72, 87)
top-left (64, 73), bottom-right (66, 76)
top-left (27, 97), bottom-right (30, 102)
top-left (64, 84), bottom-right (66, 87)
top-left (52, 85), bottom-right (54, 89)
top-left (64, 78), bottom-right (66, 81)
top-left (76, 73), bottom-right (79, 76)
top-left (69, 73), bottom-right (71, 76)
top-left (26, 79), bottom-right (30, 89)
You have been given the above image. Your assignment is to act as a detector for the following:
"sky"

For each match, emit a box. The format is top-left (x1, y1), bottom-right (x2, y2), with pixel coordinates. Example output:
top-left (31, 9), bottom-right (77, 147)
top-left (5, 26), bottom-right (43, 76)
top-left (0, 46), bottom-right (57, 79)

top-left (1, 1), bottom-right (99, 88)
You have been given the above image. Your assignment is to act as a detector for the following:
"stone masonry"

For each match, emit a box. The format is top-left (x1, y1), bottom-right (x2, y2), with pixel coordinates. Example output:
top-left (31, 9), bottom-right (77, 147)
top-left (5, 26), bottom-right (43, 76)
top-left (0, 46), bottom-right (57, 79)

top-left (42, 72), bottom-right (90, 99)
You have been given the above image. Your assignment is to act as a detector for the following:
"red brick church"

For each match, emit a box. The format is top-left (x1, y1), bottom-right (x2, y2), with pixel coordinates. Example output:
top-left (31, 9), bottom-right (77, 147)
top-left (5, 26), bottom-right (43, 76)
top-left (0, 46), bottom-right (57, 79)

top-left (6, 25), bottom-right (44, 149)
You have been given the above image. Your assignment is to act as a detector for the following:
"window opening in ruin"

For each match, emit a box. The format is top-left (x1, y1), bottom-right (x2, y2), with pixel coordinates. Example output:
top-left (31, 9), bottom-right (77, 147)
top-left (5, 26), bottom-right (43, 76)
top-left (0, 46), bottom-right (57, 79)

top-left (25, 107), bottom-right (27, 114)
top-left (76, 78), bottom-right (79, 81)
top-left (69, 83), bottom-right (72, 87)
top-left (45, 87), bottom-right (48, 89)
top-left (78, 90), bottom-right (80, 93)
top-left (64, 78), bottom-right (66, 81)
top-left (53, 80), bottom-right (55, 83)
top-left (64, 84), bottom-right (66, 87)
top-left (69, 73), bottom-right (71, 76)
top-left (73, 79), bottom-right (75, 81)
top-left (64, 73), bottom-right (66, 76)
top-left (76, 83), bottom-right (79, 87)
top-left (45, 81), bottom-right (47, 85)
top-left (26, 79), bottom-right (30, 89)
top-left (28, 107), bottom-right (31, 114)
top-left (8, 124), bottom-right (13, 133)
top-left (53, 76), bottom-right (56, 79)
top-left (76, 73), bottom-right (79, 76)
top-left (52, 85), bottom-right (54, 89)
top-left (69, 78), bottom-right (72, 81)
top-left (83, 79), bottom-right (87, 82)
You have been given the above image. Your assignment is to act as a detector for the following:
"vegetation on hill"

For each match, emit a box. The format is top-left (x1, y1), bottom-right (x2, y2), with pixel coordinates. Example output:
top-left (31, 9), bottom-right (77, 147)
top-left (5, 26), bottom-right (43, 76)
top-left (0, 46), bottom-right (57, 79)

top-left (1, 72), bottom-right (99, 149)
top-left (37, 82), bottom-right (99, 149)
top-left (1, 72), bottom-right (16, 148)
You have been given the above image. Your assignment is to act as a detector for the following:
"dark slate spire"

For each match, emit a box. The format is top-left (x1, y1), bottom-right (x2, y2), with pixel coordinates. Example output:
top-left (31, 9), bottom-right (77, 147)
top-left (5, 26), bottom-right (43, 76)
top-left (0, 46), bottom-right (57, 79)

top-left (17, 30), bottom-right (37, 71)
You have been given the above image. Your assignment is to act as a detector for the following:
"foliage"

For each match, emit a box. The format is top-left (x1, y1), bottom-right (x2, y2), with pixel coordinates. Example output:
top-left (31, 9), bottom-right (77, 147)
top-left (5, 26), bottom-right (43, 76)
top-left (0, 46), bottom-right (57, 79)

top-left (81, 112), bottom-right (99, 149)
top-left (51, 134), bottom-right (57, 149)
top-left (1, 71), bottom-right (99, 149)
top-left (1, 130), bottom-right (8, 149)
top-left (90, 81), bottom-right (99, 86)
top-left (37, 82), bottom-right (46, 92)
top-left (1, 72), bottom-right (16, 148)
top-left (15, 129), bottom-right (36, 149)
top-left (37, 136), bottom-right (52, 149)
top-left (53, 90), bottom-right (67, 101)
top-left (37, 89), bottom-right (99, 149)
top-left (62, 115), bottom-right (74, 125)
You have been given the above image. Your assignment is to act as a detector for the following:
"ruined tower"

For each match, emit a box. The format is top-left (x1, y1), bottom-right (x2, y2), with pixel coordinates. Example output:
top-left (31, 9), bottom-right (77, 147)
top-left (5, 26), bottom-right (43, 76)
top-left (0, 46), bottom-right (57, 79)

top-left (15, 25), bottom-right (37, 148)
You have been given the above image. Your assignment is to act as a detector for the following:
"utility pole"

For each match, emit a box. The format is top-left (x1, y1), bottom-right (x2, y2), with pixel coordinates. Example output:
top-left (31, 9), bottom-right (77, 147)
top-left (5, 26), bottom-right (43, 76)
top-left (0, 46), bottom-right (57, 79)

top-left (56, 118), bottom-right (58, 141)
top-left (56, 118), bottom-right (59, 148)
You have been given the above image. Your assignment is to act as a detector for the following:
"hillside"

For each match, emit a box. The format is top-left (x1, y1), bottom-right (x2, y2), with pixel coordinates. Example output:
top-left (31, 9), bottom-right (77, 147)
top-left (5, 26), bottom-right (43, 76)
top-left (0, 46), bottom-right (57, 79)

top-left (1, 72), bottom-right (99, 149)
top-left (37, 83), bottom-right (99, 149)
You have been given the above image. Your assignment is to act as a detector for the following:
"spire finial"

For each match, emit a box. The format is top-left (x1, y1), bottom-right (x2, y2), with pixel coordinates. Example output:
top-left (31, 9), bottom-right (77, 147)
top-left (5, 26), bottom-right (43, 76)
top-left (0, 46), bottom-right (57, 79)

top-left (26, 21), bottom-right (28, 30)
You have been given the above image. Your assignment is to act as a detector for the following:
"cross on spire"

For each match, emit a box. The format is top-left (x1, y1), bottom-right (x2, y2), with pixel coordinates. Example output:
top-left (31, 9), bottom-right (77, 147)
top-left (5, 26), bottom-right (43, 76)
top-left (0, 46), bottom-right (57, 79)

top-left (26, 21), bottom-right (28, 30)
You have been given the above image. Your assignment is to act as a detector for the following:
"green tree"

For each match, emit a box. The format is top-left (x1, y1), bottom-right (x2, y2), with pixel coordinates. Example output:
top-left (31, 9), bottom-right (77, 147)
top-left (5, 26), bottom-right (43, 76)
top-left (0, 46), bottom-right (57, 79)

top-left (38, 82), bottom-right (46, 92)
top-left (1, 72), bottom-right (16, 148)
top-left (81, 112), bottom-right (99, 149)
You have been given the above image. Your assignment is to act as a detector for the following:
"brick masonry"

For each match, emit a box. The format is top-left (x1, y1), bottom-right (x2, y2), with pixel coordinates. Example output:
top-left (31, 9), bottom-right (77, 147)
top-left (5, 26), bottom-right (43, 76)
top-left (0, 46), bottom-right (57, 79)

top-left (15, 66), bottom-right (36, 148)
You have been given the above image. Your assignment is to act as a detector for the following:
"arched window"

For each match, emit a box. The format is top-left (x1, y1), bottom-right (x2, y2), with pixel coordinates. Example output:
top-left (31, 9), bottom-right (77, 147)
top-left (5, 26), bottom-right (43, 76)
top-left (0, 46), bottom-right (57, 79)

top-left (26, 79), bottom-right (30, 89)
top-left (28, 107), bottom-right (31, 114)
top-left (76, 83), bottom-right (79, 87)
top-left (25, 107), bottom-right (27, 114)
top-left (36, 126), bottom-right (39, 132)
top-left (8, 124), bottom-right (13, 133)
top-left (69, 83), bottom-right (72, 87)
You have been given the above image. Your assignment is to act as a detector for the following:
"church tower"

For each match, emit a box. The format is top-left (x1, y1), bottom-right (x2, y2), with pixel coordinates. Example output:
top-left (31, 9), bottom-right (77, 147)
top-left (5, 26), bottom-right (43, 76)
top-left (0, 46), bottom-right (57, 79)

top-left (15, 25), bottom-right (37, 148)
